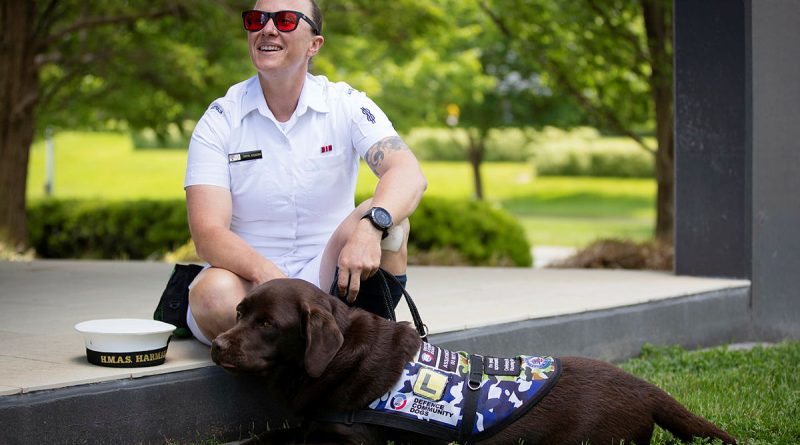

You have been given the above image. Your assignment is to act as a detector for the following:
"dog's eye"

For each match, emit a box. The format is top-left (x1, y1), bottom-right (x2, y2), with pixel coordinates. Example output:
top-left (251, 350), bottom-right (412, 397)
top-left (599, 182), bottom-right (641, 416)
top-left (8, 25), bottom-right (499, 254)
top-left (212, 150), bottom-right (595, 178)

top-left (260, 319), bottom-right (272, 328)
top-left (235, 310), bottom-right (243, 321)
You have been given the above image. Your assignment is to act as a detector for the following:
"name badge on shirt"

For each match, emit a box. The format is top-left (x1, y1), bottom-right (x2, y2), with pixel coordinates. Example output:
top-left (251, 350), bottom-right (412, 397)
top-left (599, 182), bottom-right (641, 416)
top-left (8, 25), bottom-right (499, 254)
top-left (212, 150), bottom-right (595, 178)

top-left (229, 150), bottom-right (262, 163)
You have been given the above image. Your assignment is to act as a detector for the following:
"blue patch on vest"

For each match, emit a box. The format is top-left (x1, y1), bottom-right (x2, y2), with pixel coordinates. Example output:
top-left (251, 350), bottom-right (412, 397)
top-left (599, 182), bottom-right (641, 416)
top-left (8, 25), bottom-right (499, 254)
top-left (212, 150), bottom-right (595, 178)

top-left (368, 343), bottom-right (560, 438)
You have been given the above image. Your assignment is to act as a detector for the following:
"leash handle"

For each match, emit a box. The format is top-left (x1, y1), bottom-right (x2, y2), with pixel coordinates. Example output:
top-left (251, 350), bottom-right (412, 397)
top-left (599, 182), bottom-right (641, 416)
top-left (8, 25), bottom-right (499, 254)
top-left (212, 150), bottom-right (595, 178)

top-left (376, 269), bottom-right (429, 342)
top-left (330, 268), bottom-right (429, 342)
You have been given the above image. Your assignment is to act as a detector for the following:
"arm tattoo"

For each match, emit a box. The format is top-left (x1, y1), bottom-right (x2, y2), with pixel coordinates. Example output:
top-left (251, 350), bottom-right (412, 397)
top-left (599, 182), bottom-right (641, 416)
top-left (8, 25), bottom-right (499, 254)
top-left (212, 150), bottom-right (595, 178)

top-left (365, 136), bottom-right (410, 176)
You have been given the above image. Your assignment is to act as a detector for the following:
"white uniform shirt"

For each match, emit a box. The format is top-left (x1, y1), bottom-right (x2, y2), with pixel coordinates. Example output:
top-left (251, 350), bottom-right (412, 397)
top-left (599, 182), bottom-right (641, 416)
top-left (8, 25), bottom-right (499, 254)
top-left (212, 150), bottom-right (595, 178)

top-left (185, 73), bottom-right (398, 277)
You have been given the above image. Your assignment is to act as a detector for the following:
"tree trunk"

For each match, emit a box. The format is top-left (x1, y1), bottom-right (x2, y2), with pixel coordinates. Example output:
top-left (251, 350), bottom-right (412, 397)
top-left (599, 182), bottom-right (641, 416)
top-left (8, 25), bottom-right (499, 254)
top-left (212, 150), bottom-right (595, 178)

top-left (653, 94), bottom-right (674, 245)
top-left (466, 128), bottom-right (486, 200)
top-left (1, 1), bottom-right (39, 249)
top-left (641, 0), bottom-right (674, 244)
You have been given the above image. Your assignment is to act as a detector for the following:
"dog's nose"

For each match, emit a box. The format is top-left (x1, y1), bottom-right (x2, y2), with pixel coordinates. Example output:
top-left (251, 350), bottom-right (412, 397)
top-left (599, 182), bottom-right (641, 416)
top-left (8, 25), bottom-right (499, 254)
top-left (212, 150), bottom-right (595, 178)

top-left (210, 337), bottom-right (228, 362)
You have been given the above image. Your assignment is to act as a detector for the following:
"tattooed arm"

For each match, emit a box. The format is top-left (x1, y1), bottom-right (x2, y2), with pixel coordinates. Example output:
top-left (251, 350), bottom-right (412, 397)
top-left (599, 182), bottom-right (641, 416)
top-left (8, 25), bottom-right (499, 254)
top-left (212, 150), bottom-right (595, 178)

top-left (333, 135), bottom-right (426, 299)
top-left (363, 136), bottom-right (427, 223)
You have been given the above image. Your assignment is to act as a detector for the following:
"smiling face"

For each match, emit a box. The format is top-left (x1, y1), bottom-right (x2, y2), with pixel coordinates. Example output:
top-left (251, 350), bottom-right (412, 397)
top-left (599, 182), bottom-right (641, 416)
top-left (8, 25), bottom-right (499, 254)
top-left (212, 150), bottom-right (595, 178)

top-left (247, 0), bottom-right (324, 80)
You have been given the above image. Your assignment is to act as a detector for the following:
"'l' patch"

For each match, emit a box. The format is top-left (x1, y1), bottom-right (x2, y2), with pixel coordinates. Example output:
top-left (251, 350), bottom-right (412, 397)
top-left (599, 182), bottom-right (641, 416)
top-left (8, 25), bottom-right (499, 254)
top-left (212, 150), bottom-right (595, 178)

top-left (413, 368), bottom-right (449, 401)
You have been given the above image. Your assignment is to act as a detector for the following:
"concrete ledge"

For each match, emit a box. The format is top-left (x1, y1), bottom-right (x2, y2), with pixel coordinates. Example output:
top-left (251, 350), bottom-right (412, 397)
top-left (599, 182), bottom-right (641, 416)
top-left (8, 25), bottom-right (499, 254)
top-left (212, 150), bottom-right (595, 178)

top-left (431, 287), bottom-right (752, 360)
top-left (0, 367), bottom-right (296, 445)
top-left (0, 261), bottom-right (752, 444)
top-left (0, 265), bottom-right (751, 444)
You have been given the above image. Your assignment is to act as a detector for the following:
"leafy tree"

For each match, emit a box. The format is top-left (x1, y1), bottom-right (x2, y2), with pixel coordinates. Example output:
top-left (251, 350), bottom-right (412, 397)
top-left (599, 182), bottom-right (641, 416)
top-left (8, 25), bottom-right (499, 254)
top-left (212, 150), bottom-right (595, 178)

top-left (480, 0), bottom-right (673, 242)
top-left (1, 0), bottom-right (249, 249)
top-left (317, 0), bottom-right (584, 200)
top-left (2, 0), bottom-right (670, 251)
top-left (443, 0), bottom-right (586, 199)
top-left (0, 0), bottom-right (456, 250)
top-left (314, 0), bottom-right (475, 133)
top-left (314, 0), bottom-right (495, 200)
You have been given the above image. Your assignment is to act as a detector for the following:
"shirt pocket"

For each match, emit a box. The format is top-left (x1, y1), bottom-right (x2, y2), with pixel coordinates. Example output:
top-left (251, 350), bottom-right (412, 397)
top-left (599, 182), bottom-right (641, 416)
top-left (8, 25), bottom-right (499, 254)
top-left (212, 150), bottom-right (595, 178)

top-left (296, 153), bottom-right (356, 215)
top-left (229, 158), bottom-right (263, 191)
top-left (302, 153), bottom-right (349, 171)
top-left (229, 158), bottom-right (278, 222)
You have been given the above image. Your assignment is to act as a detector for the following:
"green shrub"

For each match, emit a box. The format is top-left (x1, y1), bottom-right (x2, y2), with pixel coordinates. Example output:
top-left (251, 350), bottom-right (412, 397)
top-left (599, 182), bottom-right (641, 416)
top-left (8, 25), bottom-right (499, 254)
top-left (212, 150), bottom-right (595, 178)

top-left (130, 123), bottom-right (191, 149)
top-left (404, 126), bottom-right (655, 178)
top-left (531, 128), bottom-right (654, 178)
top-left (404, 127), bottom-right (534, 162)
top-left (533, 147), bottom-right (654, 178)
top-left (358, 195), bottom-right (533, 267)
top-left (28, 199), bottom-right (189, 259)
top-left (28, 197), bottom-right (532, 267)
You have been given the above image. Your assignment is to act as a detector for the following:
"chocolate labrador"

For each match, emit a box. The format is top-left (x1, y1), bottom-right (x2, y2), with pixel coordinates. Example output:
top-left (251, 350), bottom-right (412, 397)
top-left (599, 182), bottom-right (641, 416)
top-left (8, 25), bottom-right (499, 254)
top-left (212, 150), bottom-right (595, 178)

top-left (211, 278), bottom-right (736, 445)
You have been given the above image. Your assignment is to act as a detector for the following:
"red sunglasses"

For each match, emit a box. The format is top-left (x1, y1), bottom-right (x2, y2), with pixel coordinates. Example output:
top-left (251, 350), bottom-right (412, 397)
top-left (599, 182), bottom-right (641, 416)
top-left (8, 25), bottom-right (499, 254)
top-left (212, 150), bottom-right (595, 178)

top-left (242, 10), bottom-right (320, 35)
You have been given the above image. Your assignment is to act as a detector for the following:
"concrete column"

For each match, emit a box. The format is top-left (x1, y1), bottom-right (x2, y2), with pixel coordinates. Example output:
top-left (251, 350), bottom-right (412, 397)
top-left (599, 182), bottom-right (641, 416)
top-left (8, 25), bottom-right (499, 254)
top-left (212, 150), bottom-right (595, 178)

top-left (674, 0), bottom-right (800, 339)
top-left (674, 0), bottom-right (748, 279)
top-left (748, 1), bottom-right (800, 339)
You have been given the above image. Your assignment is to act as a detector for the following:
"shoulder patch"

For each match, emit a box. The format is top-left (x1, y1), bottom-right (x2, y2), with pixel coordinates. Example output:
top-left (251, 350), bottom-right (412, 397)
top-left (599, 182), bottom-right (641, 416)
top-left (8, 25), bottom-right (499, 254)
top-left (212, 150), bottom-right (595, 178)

top-left (361, 107), bottom-right (376, 124)
top-left (210, 103), bottom-right (224, 114)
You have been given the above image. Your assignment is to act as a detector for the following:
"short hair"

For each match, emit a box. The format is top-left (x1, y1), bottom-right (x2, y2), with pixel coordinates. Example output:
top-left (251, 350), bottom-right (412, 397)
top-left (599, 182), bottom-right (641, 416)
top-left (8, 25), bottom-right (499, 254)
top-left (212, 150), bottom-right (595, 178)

top-left (251, 0), bottom-right (322, 35)
top-left (309, 0), bottom-right (323, 35)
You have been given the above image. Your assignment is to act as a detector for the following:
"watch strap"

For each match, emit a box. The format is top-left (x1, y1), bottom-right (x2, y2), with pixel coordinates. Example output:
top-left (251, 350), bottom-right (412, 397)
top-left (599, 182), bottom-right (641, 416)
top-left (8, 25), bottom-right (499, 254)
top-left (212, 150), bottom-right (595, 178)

top-left (361, 211), bottom-right (390, 239)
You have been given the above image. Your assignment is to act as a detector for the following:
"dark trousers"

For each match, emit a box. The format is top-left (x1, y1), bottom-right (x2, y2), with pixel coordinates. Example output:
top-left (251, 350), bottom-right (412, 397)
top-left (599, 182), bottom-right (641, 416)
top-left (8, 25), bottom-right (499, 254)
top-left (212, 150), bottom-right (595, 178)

top-left (330, 269), bottom-right (407, 319)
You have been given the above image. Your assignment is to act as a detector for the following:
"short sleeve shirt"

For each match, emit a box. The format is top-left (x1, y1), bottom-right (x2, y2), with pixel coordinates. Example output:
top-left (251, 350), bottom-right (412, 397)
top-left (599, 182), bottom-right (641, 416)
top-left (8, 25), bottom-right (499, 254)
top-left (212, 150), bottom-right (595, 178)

top-left (185, 73), bottom-right (398, 276)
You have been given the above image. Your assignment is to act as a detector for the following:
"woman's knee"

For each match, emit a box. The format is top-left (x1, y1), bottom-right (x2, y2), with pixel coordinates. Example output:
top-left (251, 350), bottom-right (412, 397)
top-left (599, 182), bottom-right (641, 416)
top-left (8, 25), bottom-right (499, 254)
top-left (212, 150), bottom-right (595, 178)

top-left (188, 268), bottom-right (249, 318)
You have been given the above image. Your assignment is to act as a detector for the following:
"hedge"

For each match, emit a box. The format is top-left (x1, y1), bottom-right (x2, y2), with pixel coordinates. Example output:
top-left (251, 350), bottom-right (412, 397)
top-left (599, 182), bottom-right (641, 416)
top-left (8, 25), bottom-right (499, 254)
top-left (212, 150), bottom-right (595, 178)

top-left (404, 126), bottom-right (655, 178)
top-left (533, 144), bottom-right (654, 178)
top-left (28, 199), bottom-right (190, 260)
top-left (405, 127), bottom-right (533, 162)
top-left (28, 197), bottom-right (532, 267)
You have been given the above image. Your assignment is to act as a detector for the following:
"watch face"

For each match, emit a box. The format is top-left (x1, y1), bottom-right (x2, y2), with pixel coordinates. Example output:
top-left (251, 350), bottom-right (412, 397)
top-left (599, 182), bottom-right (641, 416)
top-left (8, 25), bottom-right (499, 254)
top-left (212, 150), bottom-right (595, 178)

top-left (372, 208), bottom-right (392, 228)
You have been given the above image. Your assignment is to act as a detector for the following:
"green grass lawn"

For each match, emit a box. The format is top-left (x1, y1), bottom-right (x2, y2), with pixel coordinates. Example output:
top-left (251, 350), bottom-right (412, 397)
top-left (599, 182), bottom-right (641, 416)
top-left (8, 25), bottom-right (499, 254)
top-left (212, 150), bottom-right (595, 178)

top-left (27, 131), bottom-right (656, 247)
top-left (621, 342), bottom-right (800, 444)
top-left (28, 132), bottom-right (188, 200)
top-left (369, 162), bottom-right (655, 247)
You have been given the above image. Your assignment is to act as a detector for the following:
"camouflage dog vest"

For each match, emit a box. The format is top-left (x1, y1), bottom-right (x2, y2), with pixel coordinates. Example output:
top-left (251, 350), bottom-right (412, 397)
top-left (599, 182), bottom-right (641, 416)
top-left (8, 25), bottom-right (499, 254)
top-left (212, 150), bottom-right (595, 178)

top-left (362, 343), bottom-right (561, 443)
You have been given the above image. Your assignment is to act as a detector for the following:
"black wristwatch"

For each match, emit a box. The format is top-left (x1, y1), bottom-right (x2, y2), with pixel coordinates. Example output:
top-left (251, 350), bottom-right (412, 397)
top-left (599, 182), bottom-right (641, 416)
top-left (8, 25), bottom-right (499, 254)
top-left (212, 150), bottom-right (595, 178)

top-left (362, 207), bottom-right (393, 239)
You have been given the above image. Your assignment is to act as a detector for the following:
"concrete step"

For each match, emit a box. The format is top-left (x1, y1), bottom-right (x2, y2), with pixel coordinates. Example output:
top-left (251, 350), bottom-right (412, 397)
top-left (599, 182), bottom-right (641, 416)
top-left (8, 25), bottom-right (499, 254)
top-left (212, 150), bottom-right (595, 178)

top-left (0, 260), bottom-right (750, 444)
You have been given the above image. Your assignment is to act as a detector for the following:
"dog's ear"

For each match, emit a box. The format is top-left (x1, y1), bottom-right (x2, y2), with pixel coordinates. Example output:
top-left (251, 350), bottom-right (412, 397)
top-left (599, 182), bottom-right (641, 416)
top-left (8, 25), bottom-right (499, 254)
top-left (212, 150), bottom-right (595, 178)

top-left (302, 305), bottom-right (344, 378)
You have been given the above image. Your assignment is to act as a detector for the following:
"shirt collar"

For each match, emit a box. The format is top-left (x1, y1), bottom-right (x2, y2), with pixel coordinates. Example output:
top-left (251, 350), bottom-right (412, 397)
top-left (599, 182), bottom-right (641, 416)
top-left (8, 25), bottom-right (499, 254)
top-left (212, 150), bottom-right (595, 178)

top-left (241, 75), bottom-right (268, 119)
top-left (296, 73), bottom-right (330, 116)
top-left (240, 73), bottom-right (329, 121)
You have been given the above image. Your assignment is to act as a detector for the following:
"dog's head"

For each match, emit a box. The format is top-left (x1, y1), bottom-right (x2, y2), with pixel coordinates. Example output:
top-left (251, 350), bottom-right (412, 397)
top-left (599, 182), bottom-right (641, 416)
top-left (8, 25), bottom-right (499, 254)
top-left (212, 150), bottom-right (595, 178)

top-left (211, 278), bottom-right (345, 378)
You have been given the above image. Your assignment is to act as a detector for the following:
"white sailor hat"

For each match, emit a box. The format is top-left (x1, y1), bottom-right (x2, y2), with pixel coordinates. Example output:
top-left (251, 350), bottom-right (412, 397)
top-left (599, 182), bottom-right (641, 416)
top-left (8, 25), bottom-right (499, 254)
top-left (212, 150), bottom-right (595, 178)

top-left (74, 319), bottom-right (176, 368)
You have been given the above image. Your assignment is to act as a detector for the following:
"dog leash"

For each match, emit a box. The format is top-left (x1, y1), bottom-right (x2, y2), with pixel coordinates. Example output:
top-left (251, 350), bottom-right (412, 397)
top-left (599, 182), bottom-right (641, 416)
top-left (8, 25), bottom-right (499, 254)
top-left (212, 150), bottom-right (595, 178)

top-left (330, 267), bottom-right (428, 342)
top-left (378, 269), bottom-right (429, 342)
